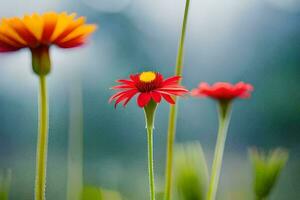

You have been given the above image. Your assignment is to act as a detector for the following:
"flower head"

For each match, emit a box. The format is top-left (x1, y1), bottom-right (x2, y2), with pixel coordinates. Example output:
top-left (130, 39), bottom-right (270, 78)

top-left (0, 12), bottom-right (96, 75)
top-left (109, 71), bottom-right (188, 108)
top-left (191, 82), bottom-right (253, 101)
top-left (0, 12), bottom-right (96, 52)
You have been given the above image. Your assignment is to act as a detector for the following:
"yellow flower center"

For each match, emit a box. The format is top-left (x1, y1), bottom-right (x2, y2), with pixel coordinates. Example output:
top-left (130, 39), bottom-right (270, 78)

top-left (139, 71), bottom-right (156, 83)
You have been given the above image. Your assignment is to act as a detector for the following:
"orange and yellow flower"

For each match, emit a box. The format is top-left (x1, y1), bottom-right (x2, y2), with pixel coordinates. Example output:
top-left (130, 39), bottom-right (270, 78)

top-left (0, 12), bottom-right (97, 52)
top-left (0, 12), bottom-right (96, 75)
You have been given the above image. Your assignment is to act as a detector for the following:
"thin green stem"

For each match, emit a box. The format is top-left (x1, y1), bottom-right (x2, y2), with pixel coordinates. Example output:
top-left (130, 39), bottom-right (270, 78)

top-left (175, 0), bottom-right (190, 76)
top-left (67, 79), bottom-right (83, 200)
top-left (144, 101), bottom-right (157, 200)
top-left (164, 1), bottom-right (190, 200)
top-left (0, 169), bottom-right (12, 200)
top-left (164, 104), bottom-right (177, 200)
top-left (147, 127), bottom-right (155, 200)
top-left (206, 101), bottom-right (232, 200)
top-left (35, 75), bottom-right (49, 200)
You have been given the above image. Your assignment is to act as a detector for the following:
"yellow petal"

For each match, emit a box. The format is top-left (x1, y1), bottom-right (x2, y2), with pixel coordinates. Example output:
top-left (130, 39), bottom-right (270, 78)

top-left (50, 12), bottom-right (77, 42)
top-left (42, 12), bottom-right (58, 42)
top-left (22, 13), bottom-right (44, 41)
top-left (54, 16), bottom-right (86, 42)
top-left (43, 12), bottom-right (58, 29)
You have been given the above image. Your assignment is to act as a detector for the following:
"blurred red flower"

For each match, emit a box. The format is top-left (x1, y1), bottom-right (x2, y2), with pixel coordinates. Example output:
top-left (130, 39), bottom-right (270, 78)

top-left (191, 82), bottom-right (253, 101)
top-left (110, 71), bottom-right (188, 108)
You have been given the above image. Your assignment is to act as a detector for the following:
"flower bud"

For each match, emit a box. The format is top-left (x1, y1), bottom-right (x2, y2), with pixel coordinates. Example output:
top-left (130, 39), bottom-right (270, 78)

top-left (174, 142), bottom-right (209, 200)
top-left (0, 169), bottom-right (12, 200)
top-left (249, 148), bottom-right (288, 200)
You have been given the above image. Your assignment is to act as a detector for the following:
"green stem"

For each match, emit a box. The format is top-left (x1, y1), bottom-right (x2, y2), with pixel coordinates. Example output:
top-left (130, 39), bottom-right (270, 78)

top-left (66, 79), bottom-right (83, 200)
top-left (175, 0), bottom-right (190, 76)
top-left (164, 1), bottom-right (190, 200)
top-left (206, 101), bottom-right (232, 200)
top-left (0, 169), bottom-right (12, 200)
top-left (35, 75), bottom-right (49, 200)
top-left (147, 127), bottom-right (155, 200)
top-left (144, 101), bottom-right (157, 200)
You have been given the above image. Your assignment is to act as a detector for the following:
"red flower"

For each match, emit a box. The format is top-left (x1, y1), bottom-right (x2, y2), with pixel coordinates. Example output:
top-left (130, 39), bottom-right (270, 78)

top-left (191, 82), bottom-right (253, 101)
top-left (109, 71), bottom-right (188, 108)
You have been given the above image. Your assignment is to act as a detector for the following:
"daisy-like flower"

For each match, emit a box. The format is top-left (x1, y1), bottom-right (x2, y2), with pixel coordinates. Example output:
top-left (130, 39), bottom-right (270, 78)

top-left (0, 12), bottom-right (96, 200)
top-left (191, 81), bottom-right (254, 200)
top-left (191, 82), bottom-right (253, 101)
top-left (0, 12), bottom-right (97, 74)
top-left (0, 12), bottom-right (96, 50)
top-left (109, 71), bottom-right (188, 108)
top-left (109, 71), bottom-right (188, 200)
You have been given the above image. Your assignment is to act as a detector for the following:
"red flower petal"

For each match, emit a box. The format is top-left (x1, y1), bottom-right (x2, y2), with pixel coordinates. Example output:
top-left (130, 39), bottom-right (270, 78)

top-left (109, 91), bottom-right (126, 103)
top-left (190, 89), bottom-right (201, 96)
top-left (155, 89), bottom-right (184, 97)
top-left (122, 90), bottom-right (139, 107)
top-left (137, 93), bottom-right (151, 107)
top-left (114, 90), bottom-right (138, 108)
top-left (158, 87), bottom-right (188, 93)
top-left (163, 76), bottom-right (181, 85)
top-left (111, 84), bottom-right (135, 89)
top-left (109, 89), bottom-right (136, 103)
top-left (116, 79), bottom-right (135, 85)
top-left (150, 91), bottom-right (161, 103)
top-left (114, 94), bottom-right (129, 108)
top-left (161, 94), bottom-right (175, 104)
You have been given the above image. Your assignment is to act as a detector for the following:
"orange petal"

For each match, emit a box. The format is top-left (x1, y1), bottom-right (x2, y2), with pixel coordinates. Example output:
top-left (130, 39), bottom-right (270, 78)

top-left (5, 17), bottom-right (37, 46)
top-left (0, 19), bottom-right (27, 46)
top-left (41, 12), bottom-right (58, 43)
top-left (59, 24), bottom-right (96, 43)
top-left (54, 16), bottom-right (86, 43)
top-left (22, 13), bottom-right (44, 41)
top-left (0, 31), bottom-right (23, 48)
top-left (57, 36), bottom-right (86, 48)
top-left (50, 12), bottom-right (76, 42)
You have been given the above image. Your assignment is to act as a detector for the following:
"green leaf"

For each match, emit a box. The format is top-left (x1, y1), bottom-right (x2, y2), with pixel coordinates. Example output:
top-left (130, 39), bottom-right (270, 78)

top-left (81, 186), bottom-right (123, 200)
top-left (82, 186), bottom-right (103, 200)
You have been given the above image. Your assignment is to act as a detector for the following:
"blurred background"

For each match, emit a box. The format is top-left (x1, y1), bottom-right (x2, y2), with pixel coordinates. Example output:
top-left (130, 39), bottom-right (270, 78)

top-left (0, 0), bottom-right (299, 199)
